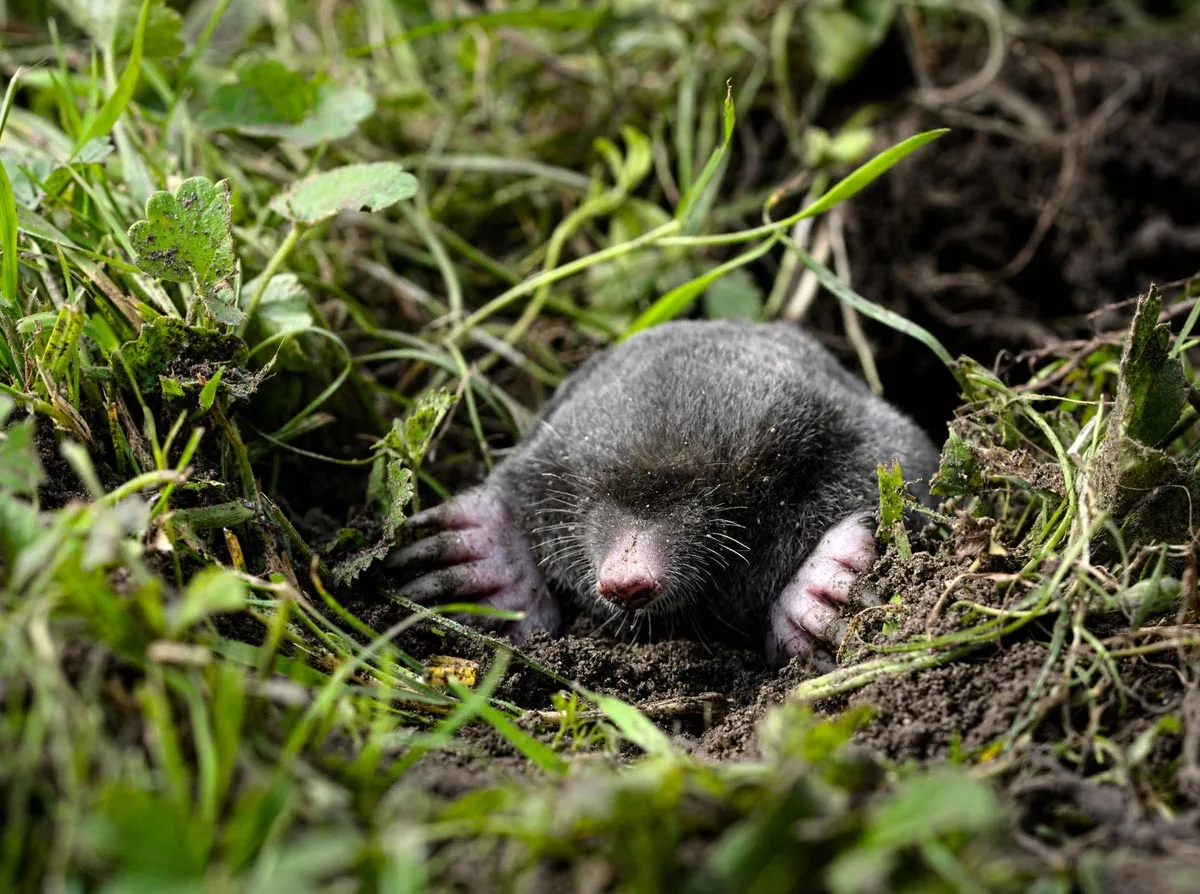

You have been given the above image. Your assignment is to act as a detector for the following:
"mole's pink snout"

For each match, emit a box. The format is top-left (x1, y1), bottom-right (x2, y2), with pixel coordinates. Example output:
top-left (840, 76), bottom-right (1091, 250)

top-left (597, 531), bottom-right (666, 611)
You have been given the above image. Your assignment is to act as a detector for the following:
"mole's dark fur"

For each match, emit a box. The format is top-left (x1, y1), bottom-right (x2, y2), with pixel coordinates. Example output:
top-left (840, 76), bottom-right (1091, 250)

top-left (395, 319), bottom-right (940, 663)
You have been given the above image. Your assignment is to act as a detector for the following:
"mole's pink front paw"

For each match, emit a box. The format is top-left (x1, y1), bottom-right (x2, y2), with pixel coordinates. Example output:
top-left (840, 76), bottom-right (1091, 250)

top-left (389, 489), bottom-right (561, 638)
top-left (766, 512), bottom-right (879, 671)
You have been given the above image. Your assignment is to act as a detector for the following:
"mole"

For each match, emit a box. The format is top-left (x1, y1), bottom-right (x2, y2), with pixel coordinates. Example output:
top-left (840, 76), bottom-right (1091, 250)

top-left (390, 319), bottom-right (940, 670)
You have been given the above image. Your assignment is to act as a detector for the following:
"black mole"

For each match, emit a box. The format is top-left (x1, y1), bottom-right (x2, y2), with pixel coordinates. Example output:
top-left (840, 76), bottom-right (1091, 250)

top-left (391, 319), bottom-right (940, 670)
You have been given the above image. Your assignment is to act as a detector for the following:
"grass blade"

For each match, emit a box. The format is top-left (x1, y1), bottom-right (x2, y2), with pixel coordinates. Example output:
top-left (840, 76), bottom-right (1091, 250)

top-left (73, 0), bottom-right (151, 156)
top-left (0, 159), bottom-right (17, 306)
top-left (676, 81), bottom-right (736, 235)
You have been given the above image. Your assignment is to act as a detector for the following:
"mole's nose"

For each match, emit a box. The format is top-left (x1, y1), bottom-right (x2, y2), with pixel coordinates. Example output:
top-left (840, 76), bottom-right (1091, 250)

top-left (597, 531), bottom-right (666, 610)
top-left (597, 571), bottom-right (663, 610)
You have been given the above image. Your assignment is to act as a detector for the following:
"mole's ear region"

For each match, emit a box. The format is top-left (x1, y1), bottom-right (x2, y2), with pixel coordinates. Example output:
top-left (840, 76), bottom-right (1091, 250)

top-left (387, 488), bottom-right (562, 638)
top-left (765, 512), bottom-right (879, 671)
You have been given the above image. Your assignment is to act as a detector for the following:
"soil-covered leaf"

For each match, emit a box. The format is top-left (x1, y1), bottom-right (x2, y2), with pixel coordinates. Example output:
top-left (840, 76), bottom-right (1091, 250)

top-left (128, 177), bottom-right (240, 325)
top-left (1113, 286), bottom-right (1190, 447)
top-left (114, 317), bottom-right (253, 402)
top-left (1093, 287), bottom-right (1197, 541)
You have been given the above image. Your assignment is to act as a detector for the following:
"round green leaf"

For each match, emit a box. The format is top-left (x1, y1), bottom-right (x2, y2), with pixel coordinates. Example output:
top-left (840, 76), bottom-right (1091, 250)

top-left (128, 177), bottom-right (235, 292)
top-left (270, 163), bottom-right (418, 224)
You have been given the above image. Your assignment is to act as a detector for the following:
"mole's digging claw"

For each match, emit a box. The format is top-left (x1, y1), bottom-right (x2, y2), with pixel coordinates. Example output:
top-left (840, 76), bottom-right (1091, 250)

top-left (389, 487), bottom-right (562, 638)
top-left (390, 530), bottom-right (480, 570)
top-left (766, 512), bottom-right (879, 671)
top-left (399, 561), bottom-right (499, 603)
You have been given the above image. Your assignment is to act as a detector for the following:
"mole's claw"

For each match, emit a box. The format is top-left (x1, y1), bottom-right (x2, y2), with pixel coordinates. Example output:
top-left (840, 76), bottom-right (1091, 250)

top-left (389, 487), bottom-right (562, 638)
top-left (400, 561), bottom-right (497, 603)
top-left (767, 512), bottom-right (879, 671)
top-left (402, 489), bottom-right (498, 533)
top-left (389, 530), bottom-right (480, 571)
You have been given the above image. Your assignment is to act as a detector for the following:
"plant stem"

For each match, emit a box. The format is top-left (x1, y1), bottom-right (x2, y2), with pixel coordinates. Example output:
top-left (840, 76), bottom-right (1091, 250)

top-left (240, 223), bottom-right (303, 333)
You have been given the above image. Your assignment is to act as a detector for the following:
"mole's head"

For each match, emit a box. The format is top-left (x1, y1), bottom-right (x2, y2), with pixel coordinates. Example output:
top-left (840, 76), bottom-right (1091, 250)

top-left (534, 466), bottom-right (752, 621)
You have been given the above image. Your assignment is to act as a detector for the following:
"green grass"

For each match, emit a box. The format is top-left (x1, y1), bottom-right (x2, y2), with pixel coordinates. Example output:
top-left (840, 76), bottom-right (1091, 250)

top-left (0, 1), bottom-right (1197, 891)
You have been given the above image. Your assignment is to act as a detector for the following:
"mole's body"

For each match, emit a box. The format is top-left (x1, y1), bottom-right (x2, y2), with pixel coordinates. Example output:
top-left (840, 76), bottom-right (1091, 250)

top-left (393, 320), bottom-right (939, 669)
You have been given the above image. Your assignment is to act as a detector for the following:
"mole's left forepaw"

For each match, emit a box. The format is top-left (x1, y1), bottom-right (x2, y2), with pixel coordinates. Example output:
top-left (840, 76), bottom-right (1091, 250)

top-left (766, 512), bottom-right (879, 672)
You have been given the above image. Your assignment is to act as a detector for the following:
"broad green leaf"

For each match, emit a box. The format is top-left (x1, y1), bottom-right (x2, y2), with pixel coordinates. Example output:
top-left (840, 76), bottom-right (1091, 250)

top-left (825, 771), bottom-right (1002, 894)
top-left (207, 284), bottom-right (245, 329)
top-left (4, 151), bottom-right (55, 206)
top-left (90, 787), bottom-right (207, 880)
top-left (218, 75), bottom-right (376, 149)
top-left (200, 57), bottom-right (319, 132)
top-left (168, 566), bottom-right (249, 635)
top-left (804, 0), bottom-right (896, 84)
top-left (805, 125), bottom-right (874, 168)
top-left (866, 770), bottom-right (1002, 847)
top-left (128, 177), bottom-right (240, 324)
top-left (114, 0), bottom-right (185, 58)
top-left (240, 272), bottom-right (313, 337)
top-left (702, 268), bottom-right (763, 321)
top-left (270, 162), bottom-right (418, 225)
top-left (930, 430), bottom-right (983, 497)
top-left (159, 376), bottom-right (185, 398)
top-left (0, 496), bottom-right (41, 574)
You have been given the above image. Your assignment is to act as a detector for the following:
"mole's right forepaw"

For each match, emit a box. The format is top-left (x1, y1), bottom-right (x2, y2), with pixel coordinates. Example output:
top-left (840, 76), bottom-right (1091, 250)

top-left (388, 489), bottom-right (561, 638)
top-left (765, 512), bottom-right (879, 672)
